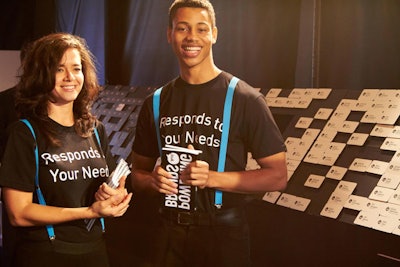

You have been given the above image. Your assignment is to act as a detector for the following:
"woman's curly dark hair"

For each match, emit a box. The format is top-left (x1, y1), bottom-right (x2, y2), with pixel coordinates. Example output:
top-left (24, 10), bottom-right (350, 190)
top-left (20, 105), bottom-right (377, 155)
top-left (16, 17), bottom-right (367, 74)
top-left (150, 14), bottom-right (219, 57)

top-left (16, 32), bottom-right (100, 146)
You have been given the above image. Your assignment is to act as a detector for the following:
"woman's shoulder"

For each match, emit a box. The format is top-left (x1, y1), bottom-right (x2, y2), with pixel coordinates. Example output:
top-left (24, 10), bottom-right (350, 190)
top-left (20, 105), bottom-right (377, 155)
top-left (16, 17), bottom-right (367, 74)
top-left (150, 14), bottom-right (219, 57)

top-left (94, 119), bottom-right (108, 140)
top-left (10, 119), bottom-right (37, 135)
top-left (4, 119), bottom-right (42, 149)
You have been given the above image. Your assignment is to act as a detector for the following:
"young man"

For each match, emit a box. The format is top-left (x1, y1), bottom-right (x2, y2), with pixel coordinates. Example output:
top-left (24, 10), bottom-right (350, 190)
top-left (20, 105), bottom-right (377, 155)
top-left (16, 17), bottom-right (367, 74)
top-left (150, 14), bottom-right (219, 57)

top-left (129, 0), bottom-right (287, 266)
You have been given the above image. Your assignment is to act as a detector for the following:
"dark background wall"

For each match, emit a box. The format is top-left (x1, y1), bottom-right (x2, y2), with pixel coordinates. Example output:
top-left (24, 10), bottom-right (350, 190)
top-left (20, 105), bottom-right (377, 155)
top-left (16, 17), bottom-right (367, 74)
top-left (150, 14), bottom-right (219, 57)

top-left (1, 0), bottom-right (399, 90)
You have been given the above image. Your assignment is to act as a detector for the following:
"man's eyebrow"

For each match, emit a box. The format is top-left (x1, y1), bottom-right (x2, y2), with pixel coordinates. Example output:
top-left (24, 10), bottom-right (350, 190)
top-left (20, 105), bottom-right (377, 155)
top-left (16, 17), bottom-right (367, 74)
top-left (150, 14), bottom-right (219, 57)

top-left (175, 21), bottom-right (189, 25)
top-left (175, 21), bottom-right (210, 27)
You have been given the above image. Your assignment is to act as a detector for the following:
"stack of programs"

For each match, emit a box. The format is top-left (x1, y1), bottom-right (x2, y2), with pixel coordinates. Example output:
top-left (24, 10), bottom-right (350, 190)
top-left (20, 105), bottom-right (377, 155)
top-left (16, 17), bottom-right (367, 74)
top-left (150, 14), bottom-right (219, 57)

top-left (106, 158), bottom-right (131, 189)
top-left (162, 144), bottom-right (202, 211)
top-left (86, 158), bottom-right (131, 231)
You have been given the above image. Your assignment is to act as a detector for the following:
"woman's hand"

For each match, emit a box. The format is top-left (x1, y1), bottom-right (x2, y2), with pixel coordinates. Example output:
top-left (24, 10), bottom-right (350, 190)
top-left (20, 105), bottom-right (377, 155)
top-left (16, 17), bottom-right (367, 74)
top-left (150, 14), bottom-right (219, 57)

top-left (90, 191), bottom-right (132, 218)
top-left (95, 176), bottom-right (129, 205)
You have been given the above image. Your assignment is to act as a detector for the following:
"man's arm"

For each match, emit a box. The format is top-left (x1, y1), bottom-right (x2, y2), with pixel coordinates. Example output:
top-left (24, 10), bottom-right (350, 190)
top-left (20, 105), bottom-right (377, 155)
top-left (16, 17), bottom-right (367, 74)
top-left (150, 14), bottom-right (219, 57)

top-left (180, 151), bottom-right (287, 194)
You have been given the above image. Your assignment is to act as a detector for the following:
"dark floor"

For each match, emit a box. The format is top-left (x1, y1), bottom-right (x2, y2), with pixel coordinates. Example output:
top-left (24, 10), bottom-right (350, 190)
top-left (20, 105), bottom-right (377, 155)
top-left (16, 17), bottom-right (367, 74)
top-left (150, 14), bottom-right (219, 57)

top-left (105, 193), bottom-right (164, 267)
top-left (106, 198), bottom-right (400, 267)
top-left (2, 198), bottom-right (400, 267)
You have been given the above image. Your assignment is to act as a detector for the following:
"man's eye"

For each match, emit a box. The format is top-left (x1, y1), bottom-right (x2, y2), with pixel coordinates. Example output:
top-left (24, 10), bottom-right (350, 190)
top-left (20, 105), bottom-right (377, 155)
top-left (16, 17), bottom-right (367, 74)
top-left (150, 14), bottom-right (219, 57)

top-left (176, 26), bottom-right (188, 32)
top-left (198, 27), bottom-right (209, 34)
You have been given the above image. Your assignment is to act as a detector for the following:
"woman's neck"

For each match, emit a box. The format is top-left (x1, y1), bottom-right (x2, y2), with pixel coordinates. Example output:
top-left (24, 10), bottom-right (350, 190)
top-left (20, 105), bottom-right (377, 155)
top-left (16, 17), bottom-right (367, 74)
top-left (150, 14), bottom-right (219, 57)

top-left (47, 102), bottom-right (75, 126)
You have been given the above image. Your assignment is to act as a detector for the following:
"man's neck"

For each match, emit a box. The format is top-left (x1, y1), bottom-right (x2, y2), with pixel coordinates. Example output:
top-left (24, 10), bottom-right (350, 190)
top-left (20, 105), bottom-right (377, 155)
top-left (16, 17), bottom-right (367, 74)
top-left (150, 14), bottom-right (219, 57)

top-left (180, 64), bottom-right (221, 85)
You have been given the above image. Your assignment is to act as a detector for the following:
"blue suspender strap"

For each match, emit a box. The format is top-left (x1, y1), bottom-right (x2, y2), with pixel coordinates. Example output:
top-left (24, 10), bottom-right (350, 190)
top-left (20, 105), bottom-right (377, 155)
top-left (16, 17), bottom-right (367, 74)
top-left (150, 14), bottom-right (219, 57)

top-left (215, 76), bottom-right (239, 208)
top-left (20, 120), bottom-right (40, 195)
top-left (153, 87), bottom-right (163, 156)
top-left (93, 126), bottom-right (106, 232)
top-left (93, 126), bottom-right (101, 146)
top-left (20, 119), bottom-right (56, 240)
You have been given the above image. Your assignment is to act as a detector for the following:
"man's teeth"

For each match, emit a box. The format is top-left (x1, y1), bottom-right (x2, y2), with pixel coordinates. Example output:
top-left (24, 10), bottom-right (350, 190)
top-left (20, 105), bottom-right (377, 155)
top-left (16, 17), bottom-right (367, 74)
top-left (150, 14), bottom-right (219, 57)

top-left (185, 47), bottom-right (200, 51)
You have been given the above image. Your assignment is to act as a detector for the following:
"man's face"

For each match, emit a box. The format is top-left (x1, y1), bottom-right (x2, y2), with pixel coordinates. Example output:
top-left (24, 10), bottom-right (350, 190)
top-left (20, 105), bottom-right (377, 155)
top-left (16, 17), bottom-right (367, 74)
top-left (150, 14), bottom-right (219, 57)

top-left (167, 7), bottom-right (217, 71)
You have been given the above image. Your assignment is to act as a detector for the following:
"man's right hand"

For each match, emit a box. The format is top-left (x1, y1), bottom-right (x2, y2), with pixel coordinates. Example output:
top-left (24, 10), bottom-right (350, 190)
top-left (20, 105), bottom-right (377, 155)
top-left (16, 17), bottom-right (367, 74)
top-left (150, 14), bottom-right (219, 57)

top-left (151, 165), bottom-right (178, 195)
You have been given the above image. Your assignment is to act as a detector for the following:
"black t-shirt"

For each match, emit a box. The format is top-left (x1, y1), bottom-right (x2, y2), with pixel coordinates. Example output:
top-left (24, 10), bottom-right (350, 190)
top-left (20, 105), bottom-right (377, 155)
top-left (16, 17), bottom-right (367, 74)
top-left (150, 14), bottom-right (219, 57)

top-left (0, 119), bottom-right (116, 242)
top-left (133, 71), bottom-right (286, 212)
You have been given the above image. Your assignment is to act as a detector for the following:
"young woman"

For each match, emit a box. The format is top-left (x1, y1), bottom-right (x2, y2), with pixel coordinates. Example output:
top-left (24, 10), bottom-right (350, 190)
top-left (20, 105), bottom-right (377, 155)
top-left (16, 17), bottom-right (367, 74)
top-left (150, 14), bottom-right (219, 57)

top-left (0, 33), bottom-right (132, 267)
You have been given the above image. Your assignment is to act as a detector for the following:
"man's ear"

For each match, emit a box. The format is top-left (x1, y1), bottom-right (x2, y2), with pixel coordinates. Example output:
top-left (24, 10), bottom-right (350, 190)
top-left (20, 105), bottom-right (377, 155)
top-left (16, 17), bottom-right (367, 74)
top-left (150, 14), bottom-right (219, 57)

top-left (212, 26), bottom-right (218, 44)
top-left (167, 27), bottom-right (172, 44)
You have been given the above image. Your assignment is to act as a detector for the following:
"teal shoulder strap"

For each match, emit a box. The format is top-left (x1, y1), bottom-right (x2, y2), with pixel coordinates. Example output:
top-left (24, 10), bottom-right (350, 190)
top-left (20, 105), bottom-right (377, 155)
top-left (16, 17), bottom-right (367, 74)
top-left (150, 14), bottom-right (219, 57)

top-left (93, 126), bottom-right (106, 232)
top-left (93, 127), bottom-right (101, 146)
top-left (153, 87), bottom-right (163, 156)
top-left (215, 76), bottom-right (239, 208)
top-left (20, 119), bottom-right (56, 240)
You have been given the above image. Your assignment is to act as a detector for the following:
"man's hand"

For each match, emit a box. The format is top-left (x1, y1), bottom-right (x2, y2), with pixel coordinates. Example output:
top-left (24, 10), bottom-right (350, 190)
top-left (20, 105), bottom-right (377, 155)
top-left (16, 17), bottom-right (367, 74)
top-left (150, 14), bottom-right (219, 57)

top-left (151, 165), bottom-right (178, 195)
top-left (180, 144), bottom-right (210, 189)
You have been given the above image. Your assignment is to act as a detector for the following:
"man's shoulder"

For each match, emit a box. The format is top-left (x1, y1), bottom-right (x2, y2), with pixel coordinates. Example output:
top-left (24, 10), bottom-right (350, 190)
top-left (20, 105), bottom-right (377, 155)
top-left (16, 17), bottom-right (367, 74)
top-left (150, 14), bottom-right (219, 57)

top-left (227, 76), bottom-right (262, 99)
top-left (160, 77), bottom-right (180, 89)
top-left (147, 78), bottom-right (179, 99)
top-left (220, 72), bottom-right (255, 90)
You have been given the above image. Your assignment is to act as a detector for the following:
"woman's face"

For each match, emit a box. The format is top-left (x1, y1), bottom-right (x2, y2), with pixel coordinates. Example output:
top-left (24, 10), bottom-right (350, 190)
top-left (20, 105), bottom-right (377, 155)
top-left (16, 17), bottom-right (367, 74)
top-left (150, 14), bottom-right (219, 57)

top-left (50, 48), bottom-right (84, 105)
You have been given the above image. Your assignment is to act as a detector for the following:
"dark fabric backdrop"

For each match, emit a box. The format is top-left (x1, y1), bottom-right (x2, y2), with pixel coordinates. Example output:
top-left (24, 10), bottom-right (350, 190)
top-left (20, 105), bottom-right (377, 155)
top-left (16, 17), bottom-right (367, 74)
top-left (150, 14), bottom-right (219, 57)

top-left (1, 0), bottom-right (399, 90)
top-left (55, 0), bottom-right (106, 85)
top-left (319, 0), bottom-right (400, 90)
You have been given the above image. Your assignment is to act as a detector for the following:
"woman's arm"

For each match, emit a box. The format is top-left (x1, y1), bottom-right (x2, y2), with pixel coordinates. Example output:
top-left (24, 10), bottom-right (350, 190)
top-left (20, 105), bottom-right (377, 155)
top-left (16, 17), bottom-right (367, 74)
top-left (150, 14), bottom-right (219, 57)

top-left (3, 185), bottom-right (132, 227)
